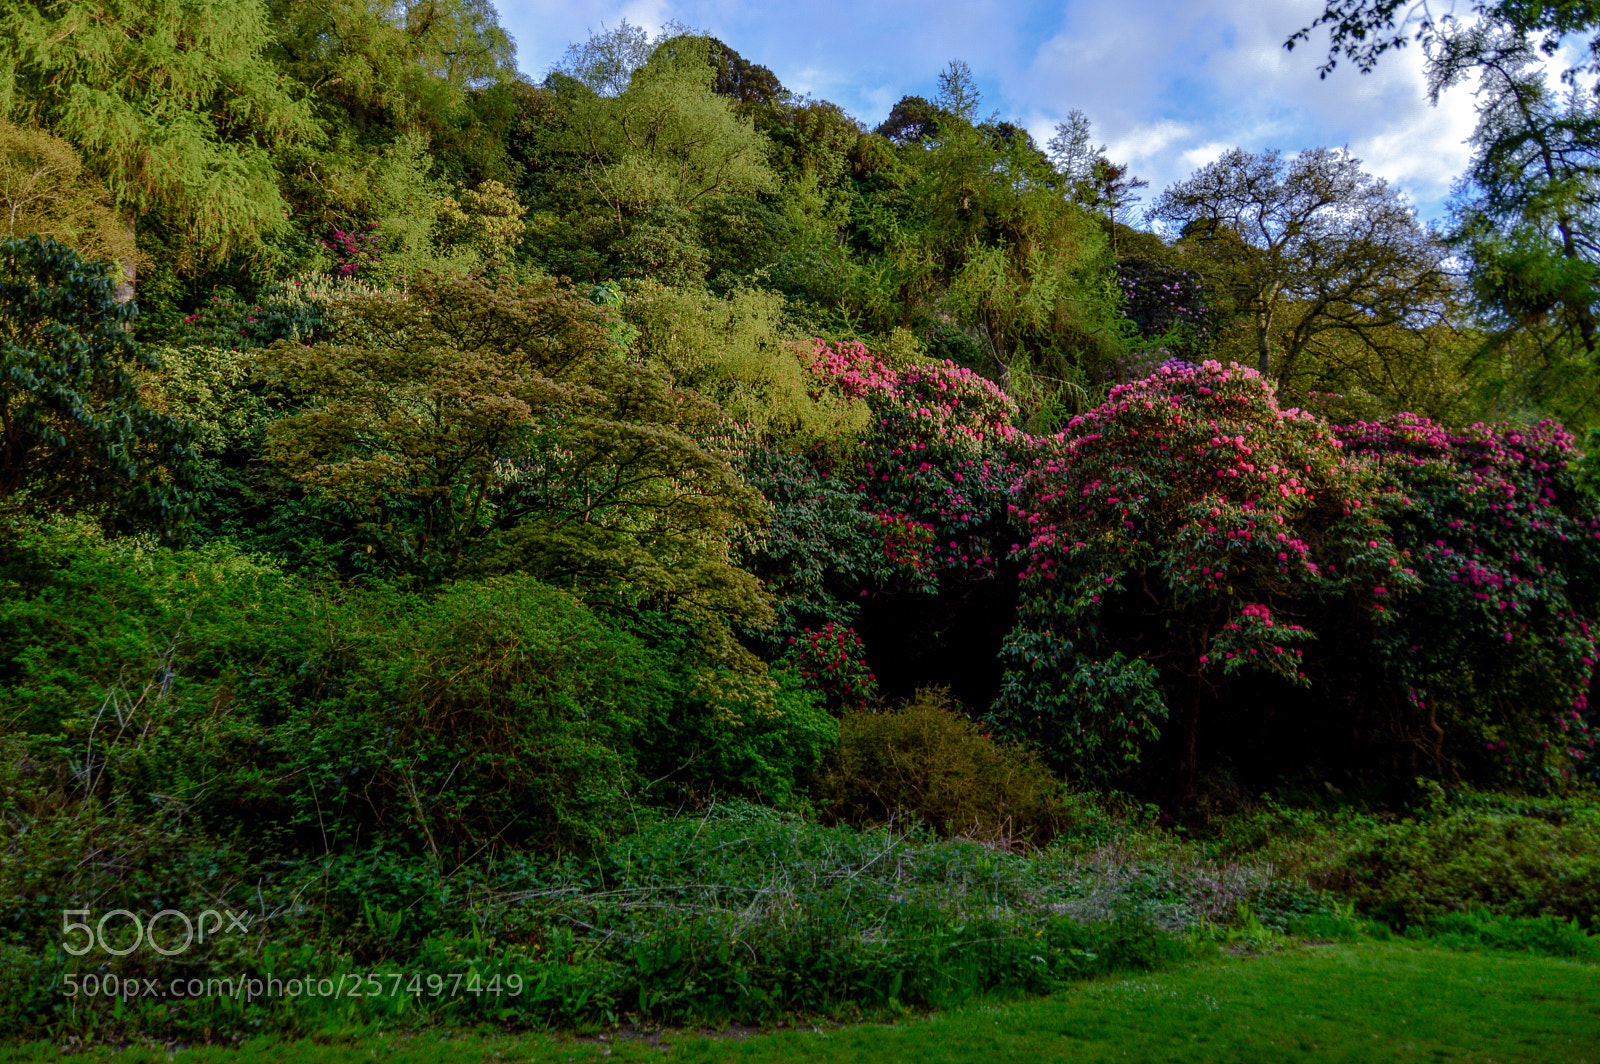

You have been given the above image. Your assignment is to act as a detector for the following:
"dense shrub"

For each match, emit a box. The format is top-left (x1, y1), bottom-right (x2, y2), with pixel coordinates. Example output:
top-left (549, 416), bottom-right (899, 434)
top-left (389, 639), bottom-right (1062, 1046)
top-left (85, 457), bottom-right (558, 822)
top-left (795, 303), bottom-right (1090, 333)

top-left (1335, 415), bottom-right (1600, 786)
top-left (994, 360), bottom-right (1408, 787)
top-left (0, 521), bottom-right (671, 856)
top-left (1314, 789), bottom-right (1600, 929)
top-left (813, 688), bottom-right (1070, 844)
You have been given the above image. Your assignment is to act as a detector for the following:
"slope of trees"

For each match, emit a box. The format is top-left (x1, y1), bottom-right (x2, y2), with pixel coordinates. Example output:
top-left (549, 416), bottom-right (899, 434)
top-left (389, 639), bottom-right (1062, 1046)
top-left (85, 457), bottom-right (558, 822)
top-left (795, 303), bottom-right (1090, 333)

top-left (2, 11), bottom-right (1599, 1040)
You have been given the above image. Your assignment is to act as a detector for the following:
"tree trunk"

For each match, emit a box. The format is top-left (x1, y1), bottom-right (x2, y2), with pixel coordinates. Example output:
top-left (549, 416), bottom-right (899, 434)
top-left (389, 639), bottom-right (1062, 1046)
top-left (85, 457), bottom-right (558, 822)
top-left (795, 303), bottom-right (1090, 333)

top-left (1254, 304), bottom-right (1272, 377)
top-left (1180, 670), bottom-right (1202, 800)
top-left (113, 218), bottom-right (136, 303)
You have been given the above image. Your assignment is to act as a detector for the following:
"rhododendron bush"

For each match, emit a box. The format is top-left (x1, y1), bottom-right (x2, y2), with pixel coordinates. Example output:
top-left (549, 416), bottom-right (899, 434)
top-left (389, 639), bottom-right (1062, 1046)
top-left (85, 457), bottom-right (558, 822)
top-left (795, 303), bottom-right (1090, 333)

top-left (738, 341), bottom-right (1027, 706)
top-left (742, 342), bottom-right (1600, 792)
top-left (992, 360), bottom-right (1415, 785)
top-left (1336, 415), bottom-right (1600, 786)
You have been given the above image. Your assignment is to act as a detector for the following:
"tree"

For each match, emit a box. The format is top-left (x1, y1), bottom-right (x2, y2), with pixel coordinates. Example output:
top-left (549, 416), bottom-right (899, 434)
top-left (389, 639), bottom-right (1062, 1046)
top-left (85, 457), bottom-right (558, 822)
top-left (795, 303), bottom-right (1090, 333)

top-left (564, 36), bottom-right (777, 217)
top-left (0, 0), bottom-right (314, 286)
top-left (1047, 110), bottom-right (1104, 203)
top-left (0, 237), bottom-right (196, 532)
top-left (259, 272), bottom-right (771, 626)
top-left (1150, 147), bottom-right (1453, 384)
top-left (551, 19), bottom-right (655, 97)
top-left (1433, 23), bottom-right (1600, 355)
top-left (935, 60), bottom-right (982, 122)
top-left (1286, 0), bottom-right (1600, 78)
top-left (0, 117), bottom-right (131, 267)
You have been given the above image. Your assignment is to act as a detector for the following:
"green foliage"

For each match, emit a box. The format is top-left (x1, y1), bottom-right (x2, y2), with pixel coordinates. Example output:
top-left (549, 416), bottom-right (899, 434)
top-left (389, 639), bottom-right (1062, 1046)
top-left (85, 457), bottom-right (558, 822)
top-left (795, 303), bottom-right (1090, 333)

top-left (258, 272), bottom-right (771, 628)
top-left (814, 688), bottom-right (1071, 845)
top-left (0, 0), bottom-right (314, 264)
top-left (283, 575), bottom-right (664, 857)
top-left (1321, 788), bottom-right (1600, 928)
top-left (623, 280), bottom-right (870, 441)
top-left (0, 236), bottom-right (198, 533)
top-left (0, 519), bottom-right (671, 857)
top-left (0, 115), bottom-right (131, 266)
top-left (1412, 910), bottom-right (1600, 960)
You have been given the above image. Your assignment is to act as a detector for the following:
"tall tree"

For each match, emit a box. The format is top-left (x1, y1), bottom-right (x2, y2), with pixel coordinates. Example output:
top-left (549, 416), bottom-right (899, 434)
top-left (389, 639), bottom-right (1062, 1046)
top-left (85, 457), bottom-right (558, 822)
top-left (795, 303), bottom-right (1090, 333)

top-left (1433, 22), bottom-right (1600, 354)
top-left (1150, 147), bottom-right (1452, 383)
top-left (0, 0), bottom-right (314, 288)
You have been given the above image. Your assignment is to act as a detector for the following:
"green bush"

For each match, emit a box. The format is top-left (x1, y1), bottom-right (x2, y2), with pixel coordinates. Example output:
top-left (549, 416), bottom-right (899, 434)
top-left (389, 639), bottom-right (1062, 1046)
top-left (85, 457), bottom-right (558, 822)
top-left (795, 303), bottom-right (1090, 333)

top-left (0, 520), bottom-right (677, 857)
top-left (1411, 910), bottom-right (1600, 960)
top-left (813, 688), bottom-right (1071, 844)
top-left (289, 575), bottom-right (667, 857)
top-left (1313, 789), bottom-right (1600, 929)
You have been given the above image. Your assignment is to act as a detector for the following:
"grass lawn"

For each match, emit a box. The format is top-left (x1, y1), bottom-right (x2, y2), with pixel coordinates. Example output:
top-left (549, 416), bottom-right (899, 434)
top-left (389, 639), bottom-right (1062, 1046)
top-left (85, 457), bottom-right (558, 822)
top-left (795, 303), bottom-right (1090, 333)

top-left (6, 942), bottom-right (1596, 1063)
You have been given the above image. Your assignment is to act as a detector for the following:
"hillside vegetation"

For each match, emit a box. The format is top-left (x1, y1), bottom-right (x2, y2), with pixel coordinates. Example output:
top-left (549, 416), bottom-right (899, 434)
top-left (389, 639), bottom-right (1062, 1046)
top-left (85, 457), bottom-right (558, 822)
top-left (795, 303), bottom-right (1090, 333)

top-left (1, 2), bottom-right (1598, 1047)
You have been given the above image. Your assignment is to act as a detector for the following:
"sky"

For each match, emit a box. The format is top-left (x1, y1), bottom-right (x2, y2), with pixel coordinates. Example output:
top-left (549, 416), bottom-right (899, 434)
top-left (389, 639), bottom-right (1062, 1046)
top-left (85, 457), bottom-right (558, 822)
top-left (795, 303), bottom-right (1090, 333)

top-left (495, 0), bottom-right (1485, 228)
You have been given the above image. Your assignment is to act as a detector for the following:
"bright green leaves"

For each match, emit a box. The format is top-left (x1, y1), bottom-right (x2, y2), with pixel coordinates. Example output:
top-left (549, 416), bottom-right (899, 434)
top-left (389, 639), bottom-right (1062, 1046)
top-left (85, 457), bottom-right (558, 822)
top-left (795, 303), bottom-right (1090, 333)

top-left (257, 271), bottom-right (771, 627)
top-left (1, 0), bottom-right (314, 261)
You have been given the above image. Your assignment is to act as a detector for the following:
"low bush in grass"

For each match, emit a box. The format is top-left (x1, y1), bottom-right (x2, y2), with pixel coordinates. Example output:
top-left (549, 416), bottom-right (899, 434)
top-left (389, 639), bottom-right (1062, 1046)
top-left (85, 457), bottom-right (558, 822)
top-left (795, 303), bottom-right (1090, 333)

top-left (1313, 787), bottom-right (1600, 929)
top-left (1408, 910), bottom-right (1600, 960)
top-left (812, 688), bottom-right (1074, 845)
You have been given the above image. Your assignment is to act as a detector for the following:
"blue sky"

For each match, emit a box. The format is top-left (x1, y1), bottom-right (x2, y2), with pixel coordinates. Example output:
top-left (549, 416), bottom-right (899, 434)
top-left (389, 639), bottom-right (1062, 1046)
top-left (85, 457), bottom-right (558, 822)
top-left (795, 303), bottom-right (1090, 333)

top-left (496, 0), bottom-right (1485, 227)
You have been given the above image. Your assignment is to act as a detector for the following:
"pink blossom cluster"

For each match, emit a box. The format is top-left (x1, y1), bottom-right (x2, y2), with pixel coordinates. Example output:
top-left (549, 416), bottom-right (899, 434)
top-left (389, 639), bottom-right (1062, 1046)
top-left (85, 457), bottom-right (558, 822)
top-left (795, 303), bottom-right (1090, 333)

top-left (802, 340), bottom-right (1021, 449)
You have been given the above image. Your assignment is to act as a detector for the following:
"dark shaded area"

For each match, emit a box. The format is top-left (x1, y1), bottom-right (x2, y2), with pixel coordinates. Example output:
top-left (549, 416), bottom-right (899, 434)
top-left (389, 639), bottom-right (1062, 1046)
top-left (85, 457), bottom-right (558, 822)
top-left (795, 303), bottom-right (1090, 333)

top-left (855, 567), bottom-right (1019, 711)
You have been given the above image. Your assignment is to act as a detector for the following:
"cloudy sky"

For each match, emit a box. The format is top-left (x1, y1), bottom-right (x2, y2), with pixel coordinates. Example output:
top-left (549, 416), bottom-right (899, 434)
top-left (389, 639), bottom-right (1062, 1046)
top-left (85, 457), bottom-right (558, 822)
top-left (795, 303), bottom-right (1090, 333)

top-left (496, 0), bottom-right (1485, 227)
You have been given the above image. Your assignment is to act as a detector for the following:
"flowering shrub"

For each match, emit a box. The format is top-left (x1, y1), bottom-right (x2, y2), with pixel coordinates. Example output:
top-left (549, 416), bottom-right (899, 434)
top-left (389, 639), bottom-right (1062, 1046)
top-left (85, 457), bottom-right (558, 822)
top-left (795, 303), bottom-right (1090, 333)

top-left (177, 287), bottom-right (320, 349)
top-left (992, 360), bottom-right (1411, 782)
top-left (322, 224), bottom-right (382, 278)
top-left (1116, 257), bottom-right (1214, 360)
top-left (1335, 414), bottom-right (1600, 786)
top-left (786, 622), bottom-right (877, 712)
top-left (737, 445), bottom-right (937, 653)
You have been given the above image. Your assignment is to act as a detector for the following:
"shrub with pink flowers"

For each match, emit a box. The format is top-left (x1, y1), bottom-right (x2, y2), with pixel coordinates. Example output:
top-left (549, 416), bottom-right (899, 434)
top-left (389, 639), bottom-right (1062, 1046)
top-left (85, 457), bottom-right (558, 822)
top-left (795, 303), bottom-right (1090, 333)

top-left (786, 622), bottom-right (878, 712)
top-left (1335, 414), bottom-right (1600, 786)
top-left (321, 224), bottom-right (382, 278)
top-left (738, 341), bottom-right (1030, 704)
top-left (991, 359), bottom-right (1412, 783)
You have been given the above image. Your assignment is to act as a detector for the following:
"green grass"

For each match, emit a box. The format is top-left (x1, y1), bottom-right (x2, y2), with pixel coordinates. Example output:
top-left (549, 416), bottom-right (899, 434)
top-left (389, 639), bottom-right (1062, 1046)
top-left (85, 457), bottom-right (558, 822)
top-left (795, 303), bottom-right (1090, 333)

top-left (7, 942), bottom-right (1595, 1063)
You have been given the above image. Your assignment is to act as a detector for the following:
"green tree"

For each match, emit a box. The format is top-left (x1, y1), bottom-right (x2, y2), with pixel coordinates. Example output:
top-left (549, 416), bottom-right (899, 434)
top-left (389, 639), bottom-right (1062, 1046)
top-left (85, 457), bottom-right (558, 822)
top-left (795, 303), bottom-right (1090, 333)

top-left (1433, 23), bottom-right (1600, 356)
top-left (1151, 147), bottom-right (1453, 386)
top-left (0, 236), bottom-right (196, 532)
top-left (259, 272), bottom-right (772, 626)
top-left (0, 0), bottom-right (314, 286)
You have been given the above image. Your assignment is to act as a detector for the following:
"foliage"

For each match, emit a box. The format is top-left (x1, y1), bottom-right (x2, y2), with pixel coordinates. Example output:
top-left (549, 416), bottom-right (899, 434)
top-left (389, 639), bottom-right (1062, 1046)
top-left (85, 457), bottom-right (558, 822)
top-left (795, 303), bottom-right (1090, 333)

top-left (1150, 148), bottom-right (1453, 389)
top-left (1335, 414), bottom-right (1600, 785)
top-left (1319, 788), bottom-right (1600, 927)
top-left (1433, 23), bottom-right (1600, 363)
top-left (258, 271), bottom-right (771, 628)
top-left (994, 360), bottom-right (1409, 786)
top-left (0, 237), bottom-right (197, 533)
top-left (0, 116), bottom-right (131, 266)
top-left (1114, 257), bottom-right (1215, 361)
top-left (814, 688), bottom-right (1070, 844)
top-left (623, 281), bottom-right (870, 442)
top-left (0, 0), bottom-right (314, 265)
top-left (786, 622), bottom-right (878, 712)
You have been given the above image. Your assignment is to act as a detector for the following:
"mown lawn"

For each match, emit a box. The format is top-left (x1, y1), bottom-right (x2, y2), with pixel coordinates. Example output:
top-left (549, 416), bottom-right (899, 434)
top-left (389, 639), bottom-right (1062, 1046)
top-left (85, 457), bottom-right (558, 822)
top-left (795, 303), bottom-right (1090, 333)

top-left (7, 941), bottom-right (1595, 1063)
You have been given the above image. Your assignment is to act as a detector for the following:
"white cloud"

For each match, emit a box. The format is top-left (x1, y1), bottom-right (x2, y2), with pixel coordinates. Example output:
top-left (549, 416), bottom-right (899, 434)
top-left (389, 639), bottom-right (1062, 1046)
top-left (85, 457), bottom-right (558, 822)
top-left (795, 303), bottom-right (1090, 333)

top-left (1179, 140), bottom-right (1233, 171)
